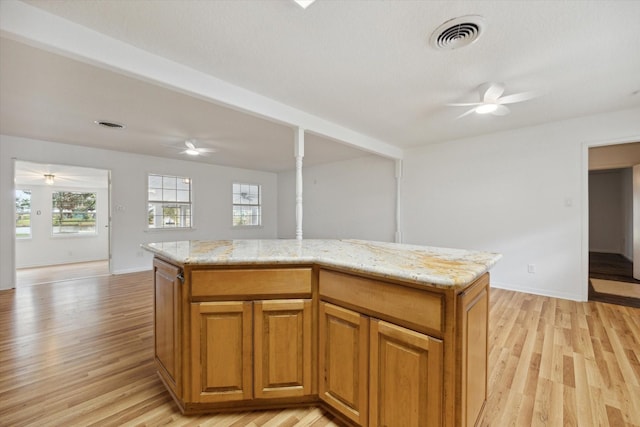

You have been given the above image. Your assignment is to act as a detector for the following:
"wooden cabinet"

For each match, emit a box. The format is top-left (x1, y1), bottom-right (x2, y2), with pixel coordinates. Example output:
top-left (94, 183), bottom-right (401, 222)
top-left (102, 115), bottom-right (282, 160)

top-left (190, 298), bottom-right (312, 403)
top-left (319, 302), bottom-right (369, 426)
top-left (456, 275), bottom-right (489, 427)
top-left (369, 319), bottom-right (443, 427)
top-left (319, 301), bottom-right (444, 427)
top-left (190, 301), bottom-right (253, 403)
top-left (151, 258), bottom-right (489, 427)
top-left (153, 258), bottom-right (182, 398)
top-left (254, 299), bottom-right (312, 398)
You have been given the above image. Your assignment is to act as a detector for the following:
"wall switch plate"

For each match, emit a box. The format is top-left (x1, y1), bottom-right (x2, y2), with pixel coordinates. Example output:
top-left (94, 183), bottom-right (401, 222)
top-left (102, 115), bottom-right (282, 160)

top-left (528, 264), bottom-right (536, 274)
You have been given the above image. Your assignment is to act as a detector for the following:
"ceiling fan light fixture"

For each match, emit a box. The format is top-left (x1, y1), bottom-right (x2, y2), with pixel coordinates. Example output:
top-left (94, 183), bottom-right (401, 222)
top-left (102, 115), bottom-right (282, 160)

top-left (294, 0), bottom-right (316, 9)
top-left (185, 149), bottom-right (200, 156)
top-left (475, 103), bottom-right (498, 114)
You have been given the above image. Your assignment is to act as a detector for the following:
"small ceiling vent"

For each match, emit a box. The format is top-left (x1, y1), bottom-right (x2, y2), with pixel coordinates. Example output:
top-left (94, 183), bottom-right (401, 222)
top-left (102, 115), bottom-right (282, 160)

top-left (429, 15), bottom-right (485, 50)
top-left (94, 120), bottom-right (125, 129)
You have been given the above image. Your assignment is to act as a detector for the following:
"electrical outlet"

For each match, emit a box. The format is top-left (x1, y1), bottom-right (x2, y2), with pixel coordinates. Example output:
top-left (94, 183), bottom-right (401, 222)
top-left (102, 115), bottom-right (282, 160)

top-left (527, 264), bottom-right (536, 274)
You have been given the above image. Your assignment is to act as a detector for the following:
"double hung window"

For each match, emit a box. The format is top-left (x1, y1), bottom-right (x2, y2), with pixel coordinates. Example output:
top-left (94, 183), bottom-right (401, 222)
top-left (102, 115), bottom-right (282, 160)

top-left (232, 183), bottom-right (261, 227)
top-left (148, 174), bottom-right (192, 229)
top-left (52, 191), bottom-right (97, 235)
top-left (15, 189), bottom-right (32, 238)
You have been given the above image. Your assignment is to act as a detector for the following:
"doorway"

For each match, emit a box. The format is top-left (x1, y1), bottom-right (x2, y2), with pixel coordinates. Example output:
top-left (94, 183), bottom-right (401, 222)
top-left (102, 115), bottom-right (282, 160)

top-left (587, 143), bottom-right (640, 307)
top-left (14, 160), bottom-right (111, 286)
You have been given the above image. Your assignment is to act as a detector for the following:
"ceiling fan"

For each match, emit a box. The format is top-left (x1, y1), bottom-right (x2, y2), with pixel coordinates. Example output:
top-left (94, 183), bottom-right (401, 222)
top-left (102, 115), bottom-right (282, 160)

top-left (448, 82), bottom-right (537, 119)
top-left (179, 139), bottom-right (217, 156)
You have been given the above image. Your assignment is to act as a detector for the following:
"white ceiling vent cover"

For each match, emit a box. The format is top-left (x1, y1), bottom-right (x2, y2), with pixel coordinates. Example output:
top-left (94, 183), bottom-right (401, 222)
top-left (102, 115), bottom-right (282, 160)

top-left (429, 15), bottom-right (485, 50)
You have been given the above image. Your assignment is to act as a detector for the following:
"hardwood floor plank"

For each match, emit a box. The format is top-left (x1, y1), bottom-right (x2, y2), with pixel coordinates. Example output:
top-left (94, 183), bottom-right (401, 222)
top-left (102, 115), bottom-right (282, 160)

top-left (605, 405), bottom-right (626, 427)
top-left (562, 385), bottom-right (578, 427)
top-left (573, 353), bottom-right (595, 427)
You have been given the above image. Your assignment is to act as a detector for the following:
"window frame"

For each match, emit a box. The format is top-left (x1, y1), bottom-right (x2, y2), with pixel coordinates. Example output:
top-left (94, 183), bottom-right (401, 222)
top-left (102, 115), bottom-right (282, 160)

top-left (232, 182), bottom-right (262, 227)
top-left (51, 191), bottom-right (98, 236)
top-left (15, 189), bottom-right (32, 239)
top-left (147, 173), bottom-right (193, 230)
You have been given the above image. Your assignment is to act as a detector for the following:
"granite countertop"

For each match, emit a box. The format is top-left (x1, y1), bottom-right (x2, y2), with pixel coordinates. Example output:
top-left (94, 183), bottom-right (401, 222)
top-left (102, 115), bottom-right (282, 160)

top-left (142, 239), bottom-right (501, 288)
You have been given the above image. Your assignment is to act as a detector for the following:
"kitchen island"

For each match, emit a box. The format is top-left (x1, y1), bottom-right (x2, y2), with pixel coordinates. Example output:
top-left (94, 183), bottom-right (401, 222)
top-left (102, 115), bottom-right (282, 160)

top-left (142, 239), bottom-right (501, 427)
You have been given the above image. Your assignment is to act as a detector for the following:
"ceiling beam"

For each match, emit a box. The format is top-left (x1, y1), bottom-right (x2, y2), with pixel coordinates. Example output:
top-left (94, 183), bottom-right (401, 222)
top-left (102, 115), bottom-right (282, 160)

top-left (0, 1), bottom-right (403, 160)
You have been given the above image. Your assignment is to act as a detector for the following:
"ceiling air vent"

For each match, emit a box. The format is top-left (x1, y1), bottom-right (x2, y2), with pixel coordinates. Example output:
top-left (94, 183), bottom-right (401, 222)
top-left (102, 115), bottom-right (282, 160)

top-left (429, 15), bottom-right (485, 50)
top-left (94, 120), bottom-right (125, 129)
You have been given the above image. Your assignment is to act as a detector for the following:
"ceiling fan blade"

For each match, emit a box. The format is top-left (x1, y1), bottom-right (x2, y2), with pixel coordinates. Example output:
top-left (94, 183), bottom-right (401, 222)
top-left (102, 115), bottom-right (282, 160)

top-left (482, 82), bottom-right (505, 102)
top-left (456, 108), bottom-right (477, 119)
top-left (446, 102), bottom-right (482, 107)
top-left (197, 148), bottom-right (217, 153)
top-left (498, 91), bottom-right (538, 104)
top-left (491, 105), bottom-right (511, 116)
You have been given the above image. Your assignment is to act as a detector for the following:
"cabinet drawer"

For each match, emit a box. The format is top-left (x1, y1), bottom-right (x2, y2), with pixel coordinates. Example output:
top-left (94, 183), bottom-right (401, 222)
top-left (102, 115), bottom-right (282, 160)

top-left (319, 269), bottom-right (443, 334)
top-left (191, 268), bottom-right (312, 297)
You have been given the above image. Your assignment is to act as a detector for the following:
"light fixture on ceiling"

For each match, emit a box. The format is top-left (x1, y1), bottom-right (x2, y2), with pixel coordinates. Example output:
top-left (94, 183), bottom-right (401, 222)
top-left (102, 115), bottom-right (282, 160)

top-left (44, 174), bottom-right (55, 185)
top-left (180, 140), bottom-right (217, 157)
top-left (294, 0), bottom-right (316, 9)
top-left (474, 103), bottom-right (499, 114)
top-left (429, 15), bottom-right (485, 50)
top-left (447, 82), bottom-right (538, 119)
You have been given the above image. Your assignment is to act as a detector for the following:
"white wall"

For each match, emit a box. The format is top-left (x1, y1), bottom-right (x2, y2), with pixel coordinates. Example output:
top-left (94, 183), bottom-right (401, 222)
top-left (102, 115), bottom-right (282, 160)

top-left (278, 155), bottom-right (396, 242)
top-left (402, 107), bottom-right (640, 301)
top-left (588, 169), bottom-right (631, 256)
top-left (0, 135), bottom-right (278, 290)
top-left (15, 184), bottom-right (109, 268)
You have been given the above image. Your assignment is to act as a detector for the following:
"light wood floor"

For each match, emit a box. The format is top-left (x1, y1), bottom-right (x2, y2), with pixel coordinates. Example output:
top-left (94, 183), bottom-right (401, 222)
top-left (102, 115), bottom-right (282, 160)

top-left (1, 270), bottom-right (639, 426)
top-left (16, 260), bottom-right (110, 286)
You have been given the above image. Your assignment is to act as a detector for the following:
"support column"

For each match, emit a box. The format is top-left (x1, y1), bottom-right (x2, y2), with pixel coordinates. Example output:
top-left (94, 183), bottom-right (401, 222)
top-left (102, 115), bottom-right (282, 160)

top-left (395, 159), bottom-right (403, 243)
top-left (294, 128), bottom-right (304, 240)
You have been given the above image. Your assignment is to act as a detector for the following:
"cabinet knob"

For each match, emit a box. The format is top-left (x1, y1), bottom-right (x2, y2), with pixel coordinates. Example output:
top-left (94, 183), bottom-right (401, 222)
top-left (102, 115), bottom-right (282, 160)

top-left (177, 272), bottom-right (185, 283)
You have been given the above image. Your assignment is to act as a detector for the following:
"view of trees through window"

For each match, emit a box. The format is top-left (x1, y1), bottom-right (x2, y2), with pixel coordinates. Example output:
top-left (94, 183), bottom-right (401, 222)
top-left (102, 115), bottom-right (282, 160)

top-left (148, 174), bottom-right (192, 228)
top-left (15, 189), bottom-right (32, 238)
top-left (52, 191), bottom-right (97, 234)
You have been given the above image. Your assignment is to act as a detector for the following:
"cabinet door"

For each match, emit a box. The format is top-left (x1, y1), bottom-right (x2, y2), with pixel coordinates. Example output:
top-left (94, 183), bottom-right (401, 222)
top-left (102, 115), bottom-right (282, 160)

top-left (370, 320), bottom-right (443, 427)
top-left (254, 299), bottom-right (312, 399)
top-left (457, 277), bottom-right (489, 427)
top-left (190, 301), bottom-right (253, 403)
top-left (153, 259), bottom-right (182, 397)
top-left (319, 302), bottom-right (369, 426)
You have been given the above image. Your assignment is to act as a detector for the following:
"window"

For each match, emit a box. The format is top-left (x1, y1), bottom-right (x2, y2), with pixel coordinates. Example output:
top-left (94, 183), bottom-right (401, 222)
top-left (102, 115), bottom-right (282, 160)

top-left (148, 174), bottom-right (192, 229)
top-left (232, 183), bottom-right (261, 226)
top-left (52, 191), bottom-right (97, 235)
top-left (16, 189), bottom-right (32, 238)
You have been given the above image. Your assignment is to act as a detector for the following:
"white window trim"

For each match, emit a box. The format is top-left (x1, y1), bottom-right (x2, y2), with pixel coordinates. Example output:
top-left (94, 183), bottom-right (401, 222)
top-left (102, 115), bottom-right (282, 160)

top-left (232, 182), bottom-right (262, 227)
top-left (51, 191), bottom-right (98, 237)
top-left (147, 173), bottom-right (194, 230)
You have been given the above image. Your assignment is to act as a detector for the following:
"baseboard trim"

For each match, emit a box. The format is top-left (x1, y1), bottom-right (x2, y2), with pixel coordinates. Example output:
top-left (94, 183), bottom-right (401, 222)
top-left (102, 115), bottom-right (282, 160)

top-left (490, 281), bottom-right (584, 302)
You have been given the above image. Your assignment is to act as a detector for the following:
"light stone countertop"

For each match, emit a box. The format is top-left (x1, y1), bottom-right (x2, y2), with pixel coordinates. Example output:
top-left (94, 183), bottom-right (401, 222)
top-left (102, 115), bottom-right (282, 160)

top-left (142, 239), bottom-right (501, 288)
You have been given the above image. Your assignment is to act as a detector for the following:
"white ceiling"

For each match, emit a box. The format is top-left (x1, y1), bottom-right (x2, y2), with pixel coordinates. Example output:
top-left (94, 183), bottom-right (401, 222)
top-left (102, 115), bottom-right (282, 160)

top-left (1, 0), bottom-right (640, 173)
top-left (15, 161), bottom-right (109, 189)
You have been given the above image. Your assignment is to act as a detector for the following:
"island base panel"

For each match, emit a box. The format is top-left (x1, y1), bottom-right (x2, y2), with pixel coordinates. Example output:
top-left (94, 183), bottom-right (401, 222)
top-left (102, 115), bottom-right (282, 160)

top-left (151, 256), bottom-right (490, 427)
